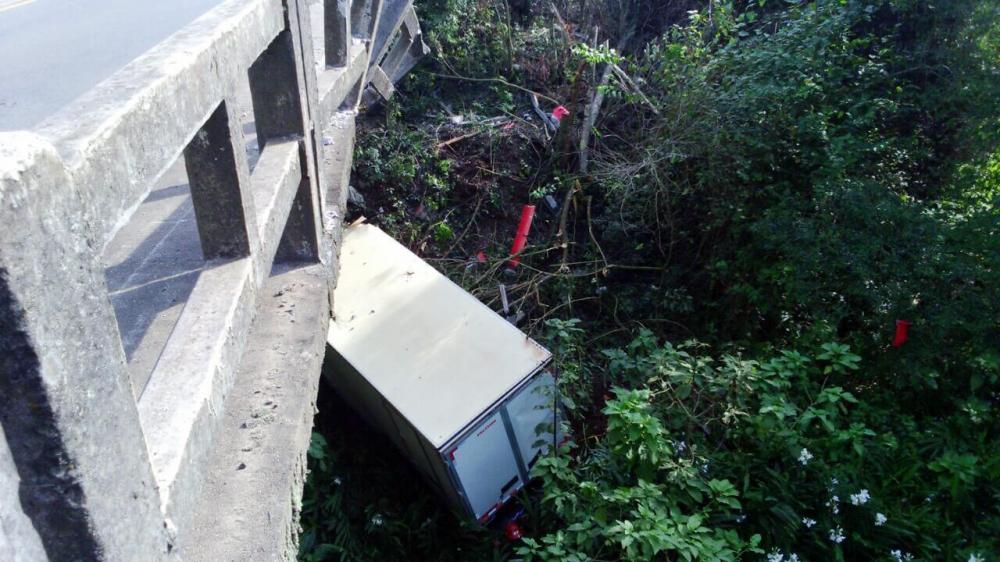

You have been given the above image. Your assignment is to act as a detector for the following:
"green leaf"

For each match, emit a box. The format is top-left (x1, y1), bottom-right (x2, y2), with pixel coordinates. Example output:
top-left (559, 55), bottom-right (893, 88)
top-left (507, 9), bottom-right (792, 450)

top-left (595, 507), bottom-right (607, 525)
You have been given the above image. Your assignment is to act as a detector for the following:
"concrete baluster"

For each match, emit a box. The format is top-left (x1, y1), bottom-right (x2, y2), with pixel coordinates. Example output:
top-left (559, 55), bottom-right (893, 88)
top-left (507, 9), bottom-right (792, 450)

top-left (249, 30), bottom-right (306, 146)
top-left (352, 0), bottom-right (384, 43)
top-left (324, 0), bottom-right (351, 68)
top-left (183, 101), bottom-right (259, 261)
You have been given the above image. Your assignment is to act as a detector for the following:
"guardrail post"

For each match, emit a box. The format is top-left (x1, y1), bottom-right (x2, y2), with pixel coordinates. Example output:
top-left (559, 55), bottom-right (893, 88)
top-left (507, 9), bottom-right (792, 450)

top-left (342, 0), bottom-right (382, 107)
top-left (184, 101), bottom-right (258, 260)
top-left (352, 0), bottom-right (383, 43)
top-left (324, 0), bottom-right (351, 67)
top-left (249, 30), bottom-right (305, 145)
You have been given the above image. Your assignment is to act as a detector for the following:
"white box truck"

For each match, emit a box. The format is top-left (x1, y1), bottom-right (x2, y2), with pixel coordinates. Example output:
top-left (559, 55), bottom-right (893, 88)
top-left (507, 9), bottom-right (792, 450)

top-left (325, 224), bottom-right (557, 523)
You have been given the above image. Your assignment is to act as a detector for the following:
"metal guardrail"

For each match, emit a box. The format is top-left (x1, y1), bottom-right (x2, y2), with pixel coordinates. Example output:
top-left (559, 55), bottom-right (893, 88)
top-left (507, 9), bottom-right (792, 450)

top-left (0, 0), bottom-right (426, 559)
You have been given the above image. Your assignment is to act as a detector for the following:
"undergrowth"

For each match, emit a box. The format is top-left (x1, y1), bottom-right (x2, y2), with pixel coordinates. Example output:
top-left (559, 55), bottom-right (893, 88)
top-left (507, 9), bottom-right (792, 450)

top-left (300, 0), bottom-right (1000, 560)
top-left (299, 382), bottom-right (508, 561)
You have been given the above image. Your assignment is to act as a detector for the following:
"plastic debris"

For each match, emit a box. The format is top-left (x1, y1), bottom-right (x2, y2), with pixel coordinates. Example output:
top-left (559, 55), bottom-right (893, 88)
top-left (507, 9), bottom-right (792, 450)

top-left (542, 194), bottom-right (559, 214)
top-left (347, 185), bottom-right (365, 206)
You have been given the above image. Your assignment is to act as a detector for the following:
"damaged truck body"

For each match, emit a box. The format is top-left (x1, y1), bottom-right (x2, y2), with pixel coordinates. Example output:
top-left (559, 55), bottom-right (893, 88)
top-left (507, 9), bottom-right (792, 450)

top-left (325, 224), bottom-right (556, 523)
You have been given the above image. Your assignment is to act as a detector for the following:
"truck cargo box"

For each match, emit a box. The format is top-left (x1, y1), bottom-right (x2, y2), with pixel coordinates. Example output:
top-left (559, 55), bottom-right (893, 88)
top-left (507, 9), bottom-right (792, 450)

top-left (325, 224), bottom-right (555, 522)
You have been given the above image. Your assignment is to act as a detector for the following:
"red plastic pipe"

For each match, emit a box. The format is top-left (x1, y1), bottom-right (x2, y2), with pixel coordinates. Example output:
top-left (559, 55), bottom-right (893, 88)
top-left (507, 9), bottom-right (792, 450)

top-left (892, 319), bottom-right (913, 348)
top-left (508, 205), bottom-right (536, 268)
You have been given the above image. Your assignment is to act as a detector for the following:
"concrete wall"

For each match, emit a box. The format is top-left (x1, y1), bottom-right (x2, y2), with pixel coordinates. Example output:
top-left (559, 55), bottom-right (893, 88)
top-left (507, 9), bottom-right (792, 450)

top-left (0, 0), bottom-right (426, 559)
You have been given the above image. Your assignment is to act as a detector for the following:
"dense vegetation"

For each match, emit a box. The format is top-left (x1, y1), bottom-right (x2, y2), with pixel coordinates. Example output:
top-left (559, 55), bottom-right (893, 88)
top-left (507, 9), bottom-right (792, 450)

top-left (301, 0), bottom-right (999, 560)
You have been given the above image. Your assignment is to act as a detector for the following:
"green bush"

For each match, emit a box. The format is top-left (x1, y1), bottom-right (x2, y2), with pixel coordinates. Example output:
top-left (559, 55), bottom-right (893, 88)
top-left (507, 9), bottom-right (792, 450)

top-left (590, 0), bottom-right (999, 418)
top-left (522, 331), bottom-right (999, 561)
top-left (303, 1), bottom-right (1000, 559)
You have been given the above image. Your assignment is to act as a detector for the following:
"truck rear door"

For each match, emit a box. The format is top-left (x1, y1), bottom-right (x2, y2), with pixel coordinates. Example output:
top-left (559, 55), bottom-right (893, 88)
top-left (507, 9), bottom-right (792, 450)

top-left (448, 411), bottom-right (522, 522)
top-left (505, 371), bottom-right (556, 474)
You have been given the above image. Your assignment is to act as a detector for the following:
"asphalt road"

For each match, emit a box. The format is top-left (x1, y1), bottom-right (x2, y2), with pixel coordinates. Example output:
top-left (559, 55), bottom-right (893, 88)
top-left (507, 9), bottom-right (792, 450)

top-left (0, 0), bottom-right (223, 131)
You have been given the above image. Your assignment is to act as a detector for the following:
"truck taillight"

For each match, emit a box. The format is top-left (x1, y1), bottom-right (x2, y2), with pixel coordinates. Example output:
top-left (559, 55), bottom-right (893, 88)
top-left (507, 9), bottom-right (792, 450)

top-left (505, 521), bottom-right (523, 541)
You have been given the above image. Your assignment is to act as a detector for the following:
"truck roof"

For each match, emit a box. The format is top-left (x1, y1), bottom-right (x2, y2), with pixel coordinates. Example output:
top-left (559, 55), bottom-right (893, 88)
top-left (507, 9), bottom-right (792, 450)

top-left (327, 224), bottom-right (552, 448)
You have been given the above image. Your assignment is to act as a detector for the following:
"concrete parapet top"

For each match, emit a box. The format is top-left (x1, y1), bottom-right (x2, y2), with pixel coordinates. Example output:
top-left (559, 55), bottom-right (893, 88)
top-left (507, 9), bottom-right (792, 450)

top-left (35, 0), bottom-right (280, 163)
top-left (34, 0), bottom-right (285, 251)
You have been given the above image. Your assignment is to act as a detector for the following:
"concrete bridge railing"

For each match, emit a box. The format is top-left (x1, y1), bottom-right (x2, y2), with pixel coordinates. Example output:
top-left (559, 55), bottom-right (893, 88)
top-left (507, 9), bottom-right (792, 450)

top-left (0, 0), bottom-right (426, 559)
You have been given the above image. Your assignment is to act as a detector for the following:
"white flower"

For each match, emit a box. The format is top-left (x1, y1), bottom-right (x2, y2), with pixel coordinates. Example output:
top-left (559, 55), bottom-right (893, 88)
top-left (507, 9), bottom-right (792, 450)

top-left (968, 555), bottom-right (985, 562)
top-left (676, 440), bottom-right (687, 454)
top-left (850, 489), bottom-right (871, 505)
top-left (370, 514), bottom-right (383, 527)
top-left (826, 495), bottom-right (840, 514)
top-left (829, 526), bottom-right (845, 544)
top-left (802, 517), bottom-right (817, 528)
top-left (765, 551), bottom-right (799, 562)
top-left (875, 512), bottom-right (887, 526)
top-left (333, 476), bottom-right (342, 485)
top-left (798, 448), bottom-right (814, 465)
top-left (891, 551), bottom-right (904, 562)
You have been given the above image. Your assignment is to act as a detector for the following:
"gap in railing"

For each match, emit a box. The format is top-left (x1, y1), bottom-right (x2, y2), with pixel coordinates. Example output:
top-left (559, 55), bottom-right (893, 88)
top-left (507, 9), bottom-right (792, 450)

top-left (377, 28), bottom-right (403, 67)
top-left (104, 87), bottom-right (261, 399)
top-left (103, 152), bottom-right (205, 399)
top-left (236, 73), bottom-right (262, 174)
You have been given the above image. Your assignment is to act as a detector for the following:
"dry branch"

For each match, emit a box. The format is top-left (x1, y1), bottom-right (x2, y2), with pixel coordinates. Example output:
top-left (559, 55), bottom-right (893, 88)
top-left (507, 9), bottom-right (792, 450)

top-left (558, 180), bottom-right (583, 271)
top-left (579, 32), bottom-right (633, 175)
top-left (436, 130), bottom-right (483, 150)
